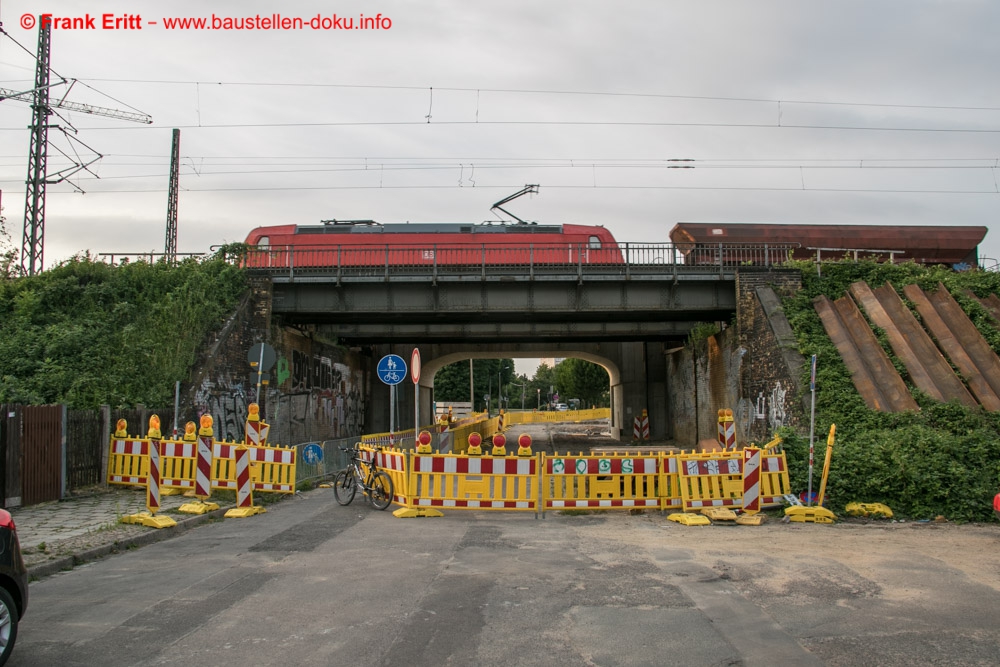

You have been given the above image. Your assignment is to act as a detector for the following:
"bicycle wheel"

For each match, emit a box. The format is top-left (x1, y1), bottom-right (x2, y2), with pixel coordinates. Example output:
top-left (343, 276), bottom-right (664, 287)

top-left (368, 471), bottom-right (394, 511)
top-left (333, 470), bottom-right (356, 505)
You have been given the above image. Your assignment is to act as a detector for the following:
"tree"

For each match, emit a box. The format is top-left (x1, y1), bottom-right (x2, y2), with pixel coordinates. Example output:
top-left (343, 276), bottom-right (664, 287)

top-left (0, 205), bottom-right (19, 280)
top-left (433, 358), bottom-right (515, 412)
top-left (554, 358), bottom-right (609, 408)
top-left (527, 363), bottom-right (557, 409)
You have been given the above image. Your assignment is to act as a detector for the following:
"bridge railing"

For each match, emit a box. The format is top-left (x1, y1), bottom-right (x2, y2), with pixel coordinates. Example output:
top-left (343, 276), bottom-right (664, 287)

top-left (243, 242), bottom-right (799, 278)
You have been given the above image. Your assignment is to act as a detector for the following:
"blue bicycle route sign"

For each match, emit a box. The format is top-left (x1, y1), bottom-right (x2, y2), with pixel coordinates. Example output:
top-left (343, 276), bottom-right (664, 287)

top-left (377, 354), bottom-right (407, 386)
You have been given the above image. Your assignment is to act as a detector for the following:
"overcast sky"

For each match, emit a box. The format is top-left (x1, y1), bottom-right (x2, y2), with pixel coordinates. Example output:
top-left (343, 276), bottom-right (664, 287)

top-left (2, 0), bottom-right (999, 278)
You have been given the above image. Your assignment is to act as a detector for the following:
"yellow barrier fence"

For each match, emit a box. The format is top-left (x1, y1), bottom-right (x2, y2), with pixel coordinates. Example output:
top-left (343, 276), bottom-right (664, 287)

top-left (110, 437), bottom-right (297, 495)
top-left (360, 445), bottom-right (410, 507)
top-left (107, 436), bottom-right (150, 486)
top-left (360, 429), bottom-right (412, 448)
top-left (211, 442), bottom-right (297, 494)
top-left (760, 452), bottom-right (793, 504)
top-left (676, 450), bottom-right (791, 510)
top-left (542, 452), bottom-right (660, 510)
top-left (449, 416), bottom-right (505, 453)
top-left (505, 408), bottom-right (611, 425)
top-left (159, 440), bottom-right (198, 492)
top-left (376, 446), bottom-right (789, 516)
top-left (408, 452), bottom-right (539, 512)
top-left (677, 451), bottom-right (744, 509)
top-left (662, 455), bottom-right (684, 511)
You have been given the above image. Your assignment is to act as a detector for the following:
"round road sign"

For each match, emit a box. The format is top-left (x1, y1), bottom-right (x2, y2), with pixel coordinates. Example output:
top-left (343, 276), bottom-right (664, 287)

top-left (411, 348), bottom-right (421, 384)
top-left (377, 354), bottom-right (407, 386)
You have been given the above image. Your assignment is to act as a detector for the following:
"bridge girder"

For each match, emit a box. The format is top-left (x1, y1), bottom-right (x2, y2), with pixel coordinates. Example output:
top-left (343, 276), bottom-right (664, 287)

top-left (272, 275), bottom-right (735, 344)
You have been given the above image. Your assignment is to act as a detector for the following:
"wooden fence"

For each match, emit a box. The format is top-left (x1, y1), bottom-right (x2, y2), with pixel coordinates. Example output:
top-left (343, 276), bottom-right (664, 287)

top-left (2, 403), bottom-right (175, 508)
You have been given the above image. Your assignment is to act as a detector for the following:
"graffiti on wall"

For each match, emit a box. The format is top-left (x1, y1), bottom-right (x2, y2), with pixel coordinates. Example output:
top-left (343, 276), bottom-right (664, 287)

top-left (741, 380), bottom-right (789, 443)
top-left (767, 381), bottom-right (788, 431)
top-left (281, 350), bottom-right (366, 440)
top-left (194, 372), bottom-right (251, 443)
top-left (193, 348), bottom-right (366, 446)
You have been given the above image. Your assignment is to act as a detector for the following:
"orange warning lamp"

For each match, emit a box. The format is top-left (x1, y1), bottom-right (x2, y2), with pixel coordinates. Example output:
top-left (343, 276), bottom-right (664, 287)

top-left (114, 419), bottom-right (128, 438)
top-left (247, 403), bottom-right (260, 422)
top-left (467, 431), bottom-right (483, 456)
top-left (517, 433), bottom-right (532, 456)
top-left (183, 421), bottom-right (197, 442)
top-left (416, 430), bottom-right (433, 453)
top-left (199, 413), bottom-right (214, 437)
top-left (147, 415), bottom-right (162, 439)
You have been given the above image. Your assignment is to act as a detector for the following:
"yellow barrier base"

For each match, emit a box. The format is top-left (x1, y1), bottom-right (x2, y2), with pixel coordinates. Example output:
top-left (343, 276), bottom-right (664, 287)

top-left (785, 506), bottom-right (836, 523)
top-left (393, 507), bottom-right (445, 518)
top-left (225, 506), bottom-right (267, 518)
top-left (700, 507), bottom-right (737, 521)
top-left (735, 513), bottom-right (766, 526)
top-left (667, 512), bottom-right (711, 526)
top-left (178, 500), bottom-right (220, 515)
top-left (845, 502), bottom-right (893, 518)
top-left (161, 488), bottom-right (182, 496)
top-left (120, 512), bottom-right (178, 529)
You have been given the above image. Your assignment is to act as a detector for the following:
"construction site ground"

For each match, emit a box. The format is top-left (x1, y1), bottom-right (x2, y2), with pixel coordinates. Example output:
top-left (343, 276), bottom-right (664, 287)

top-left (16, 470), bottom-right (1000, 666)
top-left (17, 419), bottom-right (999, 597)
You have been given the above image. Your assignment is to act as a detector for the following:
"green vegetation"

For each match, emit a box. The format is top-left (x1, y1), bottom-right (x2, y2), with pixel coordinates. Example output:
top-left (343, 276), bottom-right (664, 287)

top-left (434, 357), bottom-right (610, 411)
top-left (0, 253), bottom-right (246, 408)
top-left (686, 321), bottom-right (721, 354)
top-left (433, 358), bottom-right (516, 412)
top-left (553, 358), bottom-right (609, 409)
top-left (778, 260), bottom-right (1000, 522)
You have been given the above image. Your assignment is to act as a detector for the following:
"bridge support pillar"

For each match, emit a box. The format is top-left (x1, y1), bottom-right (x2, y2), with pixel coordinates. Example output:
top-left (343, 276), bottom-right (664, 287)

top-left (611, 342), bottom-right (667, 442)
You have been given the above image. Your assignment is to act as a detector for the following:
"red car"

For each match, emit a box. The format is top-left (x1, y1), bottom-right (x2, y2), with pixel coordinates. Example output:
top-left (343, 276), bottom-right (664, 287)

top-left (0, 508), bottom-right (28, 666)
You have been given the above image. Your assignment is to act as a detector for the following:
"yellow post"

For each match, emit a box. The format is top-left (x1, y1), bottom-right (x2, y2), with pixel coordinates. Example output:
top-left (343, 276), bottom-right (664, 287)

top-left (816, 424), bottom-right (836, 507)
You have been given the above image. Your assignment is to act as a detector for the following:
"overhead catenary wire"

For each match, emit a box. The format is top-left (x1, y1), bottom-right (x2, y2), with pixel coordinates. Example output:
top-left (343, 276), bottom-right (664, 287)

top-left (0, 120), bottom-right (997, 134)
top-left (1, 161), bottom-right (998, 183)
top-left (35, 77), bottom-right (1000, 113)
top-left (8, 183), bottom-right (998, 195)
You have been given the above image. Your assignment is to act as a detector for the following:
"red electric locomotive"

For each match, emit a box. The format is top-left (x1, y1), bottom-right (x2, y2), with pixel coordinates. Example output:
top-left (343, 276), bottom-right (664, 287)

top-left (244, 220), bottom-right (623, 268)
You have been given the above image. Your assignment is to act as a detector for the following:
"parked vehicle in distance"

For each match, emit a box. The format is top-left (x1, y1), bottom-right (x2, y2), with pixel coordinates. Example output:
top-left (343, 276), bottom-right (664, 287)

top-left (554, 403), bottom-right (569, 411)
top-left (0, 508), bottom-right (28, 666)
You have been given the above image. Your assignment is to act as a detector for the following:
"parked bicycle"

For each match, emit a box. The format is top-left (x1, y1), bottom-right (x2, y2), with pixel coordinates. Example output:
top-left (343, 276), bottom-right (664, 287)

top-left (334, 444), bottom-right (394, 510)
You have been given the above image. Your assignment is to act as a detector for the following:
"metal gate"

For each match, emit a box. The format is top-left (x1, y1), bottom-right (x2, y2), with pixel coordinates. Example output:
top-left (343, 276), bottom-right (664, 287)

top-left (20, 405), bottom-right (64, 506)
top-left (1, 404), bottom-right (21, 507)
top-left (67, 409), bottom-right (104, 490)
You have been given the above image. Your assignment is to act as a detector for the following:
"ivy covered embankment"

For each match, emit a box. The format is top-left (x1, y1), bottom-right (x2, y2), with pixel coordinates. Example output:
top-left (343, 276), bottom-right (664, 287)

top-left (0, 253), bottom-right (246, 409)
top-left (778, 261), bottom-right (1000, 522)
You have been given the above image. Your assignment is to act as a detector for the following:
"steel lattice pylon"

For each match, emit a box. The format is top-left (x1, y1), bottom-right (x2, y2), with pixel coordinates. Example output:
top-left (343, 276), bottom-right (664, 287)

top-left (164, 128), bottom-right (180, 261)
top-left (20, 24), bottom-right (52, 276)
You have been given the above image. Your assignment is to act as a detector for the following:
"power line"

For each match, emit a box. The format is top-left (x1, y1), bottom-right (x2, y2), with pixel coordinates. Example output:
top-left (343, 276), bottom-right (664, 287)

top-left (2, 120), bottom-right (997, 133)
top-left (23, 183), bottom-right (1000, 195)
top-left (1, 161), bottom-right (997, 185)
top-left (63, 77), bottom-right (1000, 113)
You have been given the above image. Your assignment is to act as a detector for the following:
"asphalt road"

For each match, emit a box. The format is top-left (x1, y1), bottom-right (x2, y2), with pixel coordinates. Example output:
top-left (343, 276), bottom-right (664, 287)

top-left (11, 482), bottom-right (1000, 667)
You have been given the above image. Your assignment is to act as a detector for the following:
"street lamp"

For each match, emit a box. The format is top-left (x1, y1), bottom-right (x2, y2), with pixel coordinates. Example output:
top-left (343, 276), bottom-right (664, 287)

top-left (510, 382), bottom-right (526, 411)
top-left (498, 365), bottom-right (507, 412)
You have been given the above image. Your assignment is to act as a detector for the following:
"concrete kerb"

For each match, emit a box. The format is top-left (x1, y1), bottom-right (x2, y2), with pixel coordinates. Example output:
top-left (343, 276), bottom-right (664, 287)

top-left (27, 506), bottom-right (231, 580)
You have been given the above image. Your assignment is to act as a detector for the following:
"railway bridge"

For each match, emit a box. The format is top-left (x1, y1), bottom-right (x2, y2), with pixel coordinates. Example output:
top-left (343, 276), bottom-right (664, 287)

top-left (247, 242), bottom-right (796, 440)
